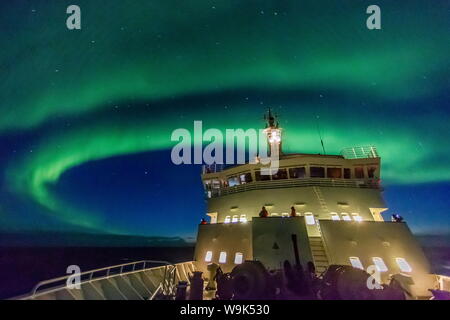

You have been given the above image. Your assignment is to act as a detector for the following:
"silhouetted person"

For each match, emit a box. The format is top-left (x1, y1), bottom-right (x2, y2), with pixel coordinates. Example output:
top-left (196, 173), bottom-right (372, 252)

top-left (290, 206), bottom-right (297, 217)
top-left (259, 206), bottom-right (269, 218)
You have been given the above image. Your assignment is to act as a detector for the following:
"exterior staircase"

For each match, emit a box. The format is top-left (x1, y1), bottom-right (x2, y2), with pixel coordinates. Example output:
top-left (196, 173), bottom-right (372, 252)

top-left (313, 186), bottom-right (329, 213)
top-left (308, 236), bottom-right (329, 275)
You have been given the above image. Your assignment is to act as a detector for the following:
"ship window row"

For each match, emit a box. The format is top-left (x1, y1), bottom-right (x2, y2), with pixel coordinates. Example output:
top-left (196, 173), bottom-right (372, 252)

top-left (224, 215), bottom-right (247, 224)
top-left (349, 256), bottom-right (412, 273)
top-left (204, 251), bottom-right (244, 264)
top-left (204, 165), bottom-right (378, 189)
top-left (221, 213), bottom-right (362, 224)
top-left (331, 212), bottom-right (363, 222)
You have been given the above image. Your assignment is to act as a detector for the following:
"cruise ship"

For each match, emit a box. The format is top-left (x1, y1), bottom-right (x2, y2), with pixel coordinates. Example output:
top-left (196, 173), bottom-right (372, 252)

top-left (15, 111), bottom-right (450, 300)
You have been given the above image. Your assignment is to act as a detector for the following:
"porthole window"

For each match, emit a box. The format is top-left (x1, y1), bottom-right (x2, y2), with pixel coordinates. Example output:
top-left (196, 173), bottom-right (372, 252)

top-left (234, 252), bottom-right (243, 264)
top-left (204, 251), bottom-right (213, 262)
top-left (219, 251), bottom-right (227, 264)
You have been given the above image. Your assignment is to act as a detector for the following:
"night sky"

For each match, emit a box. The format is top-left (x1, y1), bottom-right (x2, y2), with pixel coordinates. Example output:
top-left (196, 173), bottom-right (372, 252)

top-left (0, 1), bottom-right (449, 240)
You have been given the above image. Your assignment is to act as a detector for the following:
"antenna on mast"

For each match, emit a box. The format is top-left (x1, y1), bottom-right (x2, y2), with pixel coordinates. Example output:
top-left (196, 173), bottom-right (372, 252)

top-left (316, 115), bottom-right (326, 155)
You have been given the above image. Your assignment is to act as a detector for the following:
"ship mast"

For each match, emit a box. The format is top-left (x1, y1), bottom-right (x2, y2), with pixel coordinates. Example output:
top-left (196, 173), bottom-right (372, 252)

top-left (263, 108), bottom-right (282, 156)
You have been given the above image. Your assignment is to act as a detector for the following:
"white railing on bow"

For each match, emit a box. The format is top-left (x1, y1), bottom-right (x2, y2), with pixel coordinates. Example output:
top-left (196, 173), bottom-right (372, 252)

top-left (26, 260), bottom-right (173, 299)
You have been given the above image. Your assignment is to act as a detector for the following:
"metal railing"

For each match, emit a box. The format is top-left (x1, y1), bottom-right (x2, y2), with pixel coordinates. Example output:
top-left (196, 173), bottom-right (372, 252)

top-left (26, 260), bottom-right (173, 299)
top-left (340, 146), bottom-right (378, 159)
top-left (149, 264), bottom-right (177, 300)
top-left (206, 178), bottom-right (380, 198)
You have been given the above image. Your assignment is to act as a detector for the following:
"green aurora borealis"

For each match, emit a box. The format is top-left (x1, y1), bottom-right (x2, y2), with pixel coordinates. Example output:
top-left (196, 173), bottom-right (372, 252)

top-left (0, 0), bottom-right (449, 236)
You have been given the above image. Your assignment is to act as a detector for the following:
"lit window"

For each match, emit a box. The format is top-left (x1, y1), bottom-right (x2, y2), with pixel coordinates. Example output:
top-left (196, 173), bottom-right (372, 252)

top-left (234, 253), bottom-right (243, 264)
top-left (232, 215), bottom-right (239, 223)
top-left (270, 212), bottom-right (279, 217)
top-left (331, 212), bottom-right (340, 221)
top-left (341, 213), bottom-right (351, 221)
top-left (372, 257), bottom-right (388, 272)
top-left (224, 216), bottom-right (231, 224)
top-left (349, 257), bottom-right (364, 270)
top-left (228, 176), bottom-right (240, 187)
top-left (305, 213), bottom-right (315, 225)
top-left (239, 215), bottom-right (247, 223)
top-left (205, 251), bottom-right (213, 262)
top-left (219, 252), bottom-right (227, 264)
top-left (396, 258), bottom-right (412, 273)
top-left (352, 213), bottom-right (363, 222)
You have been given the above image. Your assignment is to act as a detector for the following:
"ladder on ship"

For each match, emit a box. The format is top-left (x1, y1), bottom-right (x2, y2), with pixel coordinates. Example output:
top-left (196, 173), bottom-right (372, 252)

top-left (310, 186), bottom-right (330, 274)
top-left (309, 236), bottom-right (330, 275)
top-left (313, 186), bottom-right (329, 213)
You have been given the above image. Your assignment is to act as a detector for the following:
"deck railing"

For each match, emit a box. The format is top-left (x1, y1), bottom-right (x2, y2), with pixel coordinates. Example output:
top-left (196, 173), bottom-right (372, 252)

top-left (340, 146), bottom-right (378, 159)
top-left (206, 178), bottom-right (380, 198)
top-left (26, 260), bottom-right (173, 299)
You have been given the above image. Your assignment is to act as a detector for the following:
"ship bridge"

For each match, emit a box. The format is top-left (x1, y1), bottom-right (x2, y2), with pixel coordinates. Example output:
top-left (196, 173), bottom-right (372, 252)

top-left (201, 145), bottom-right (385, 227)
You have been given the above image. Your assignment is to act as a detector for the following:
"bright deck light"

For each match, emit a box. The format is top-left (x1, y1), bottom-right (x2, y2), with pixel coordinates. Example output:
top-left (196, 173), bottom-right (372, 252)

top-left (341, 213), bottom-right (351, 221)
top-left (331, 213), bottom-right (340, 221)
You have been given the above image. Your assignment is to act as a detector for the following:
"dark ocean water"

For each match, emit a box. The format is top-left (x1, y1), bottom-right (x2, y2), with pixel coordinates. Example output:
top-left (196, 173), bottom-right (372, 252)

top-left (0, 246), bottom-right (194, 299)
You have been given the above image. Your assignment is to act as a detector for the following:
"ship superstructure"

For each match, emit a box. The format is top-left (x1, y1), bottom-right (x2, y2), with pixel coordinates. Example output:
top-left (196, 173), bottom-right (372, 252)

top-left (193, 111), bottom-right (438, 299)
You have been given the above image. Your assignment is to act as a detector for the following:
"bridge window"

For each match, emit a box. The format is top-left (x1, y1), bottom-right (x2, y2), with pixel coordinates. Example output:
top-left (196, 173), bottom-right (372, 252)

top-left (255, 170), bottom-right (271, 181)
top-left (330, 212), bottom-right (340, 221)
top-left (205, 251), bottom-right (213, 262)
top-left (271, 168), bottom-right (288, 180)
top-left (344, 168), bottom-right (351, 179)
top-left (327, 167), bottom-right (342, 179)
top-left (355, 167), bottom-right (365, 179)
top-left (239, 214), bottom-right (247, 223)
top-left (341, 213), bottom-right (351, 221)
top-left (396, 258), bottom-right (412, 272)
top-left (228, 176), bottom-right (240, 187)
top-left (305, 212), bottom-right (315, 225)
top-left (310, 167), bottom-right (325, 178)
top-left (234, 253), bottom-right (244, 264)
top-left (219, 252), bottom-right (227, 264)
top-left (240, 172), bottom-right (253, 184)
top-left (232, 215), bottom-right (239, 223)
top-left (372, 257), bottom-right (388, 272)
top-left (349, 257), bottom-right (364, 270)
top-left (224, 216), bottom-right (231, 224)
top-left (289, 167), bottom-right (306, 179)
top-left (352, 213), bottom-right (363, 222)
